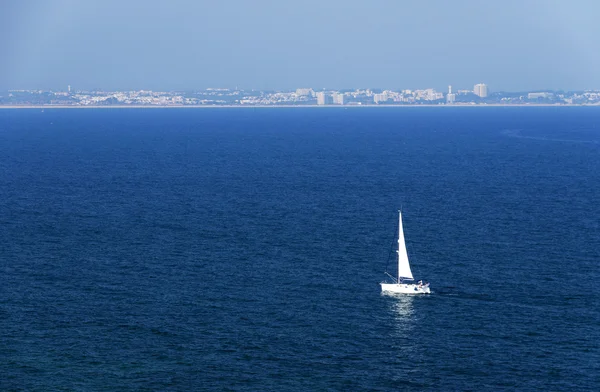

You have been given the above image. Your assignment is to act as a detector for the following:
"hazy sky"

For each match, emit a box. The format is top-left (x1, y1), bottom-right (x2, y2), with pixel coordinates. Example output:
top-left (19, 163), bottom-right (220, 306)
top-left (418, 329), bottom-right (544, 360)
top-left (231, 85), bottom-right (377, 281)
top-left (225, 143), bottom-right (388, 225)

top-left (2, 0), bottom-right (600, 91)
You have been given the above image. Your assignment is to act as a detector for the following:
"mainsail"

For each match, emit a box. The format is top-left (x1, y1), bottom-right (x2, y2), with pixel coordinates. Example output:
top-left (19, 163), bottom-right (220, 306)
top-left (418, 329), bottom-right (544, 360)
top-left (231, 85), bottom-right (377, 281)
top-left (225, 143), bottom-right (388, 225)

top-left (397, 211), bottom-right (414, 280)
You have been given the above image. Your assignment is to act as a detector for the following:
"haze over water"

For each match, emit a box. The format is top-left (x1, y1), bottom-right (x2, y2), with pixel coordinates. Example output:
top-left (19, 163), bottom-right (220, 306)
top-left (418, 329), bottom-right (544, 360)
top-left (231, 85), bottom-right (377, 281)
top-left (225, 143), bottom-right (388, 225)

top-left (3, 1), bottom-right (600, 91)
top-left (1, 107), bottom-right (599, 390)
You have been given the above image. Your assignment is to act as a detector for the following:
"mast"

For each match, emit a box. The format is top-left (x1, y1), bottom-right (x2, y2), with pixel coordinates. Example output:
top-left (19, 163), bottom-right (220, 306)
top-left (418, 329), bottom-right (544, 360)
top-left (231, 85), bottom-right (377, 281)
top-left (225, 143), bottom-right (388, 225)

top-left (398, 211), bottom-right (402, 282)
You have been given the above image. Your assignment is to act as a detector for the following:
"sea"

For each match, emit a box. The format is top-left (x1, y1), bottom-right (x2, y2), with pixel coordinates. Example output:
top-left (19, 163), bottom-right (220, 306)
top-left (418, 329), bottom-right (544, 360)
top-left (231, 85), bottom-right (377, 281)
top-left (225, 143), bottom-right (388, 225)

top-left (1, 107), bottom-right (599, 391)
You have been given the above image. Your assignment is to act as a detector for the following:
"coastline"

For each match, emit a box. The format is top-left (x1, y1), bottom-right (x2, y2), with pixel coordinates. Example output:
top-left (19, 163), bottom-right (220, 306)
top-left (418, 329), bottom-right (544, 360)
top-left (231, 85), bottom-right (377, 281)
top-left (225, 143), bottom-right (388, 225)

top-left (0, 103), bottom-right (598, 109)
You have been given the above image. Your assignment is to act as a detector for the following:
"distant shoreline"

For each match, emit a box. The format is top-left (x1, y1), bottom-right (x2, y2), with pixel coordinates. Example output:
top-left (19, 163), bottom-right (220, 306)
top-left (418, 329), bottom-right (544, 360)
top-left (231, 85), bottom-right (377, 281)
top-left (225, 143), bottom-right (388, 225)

top-left (0, 103), bottom-right (599, 109)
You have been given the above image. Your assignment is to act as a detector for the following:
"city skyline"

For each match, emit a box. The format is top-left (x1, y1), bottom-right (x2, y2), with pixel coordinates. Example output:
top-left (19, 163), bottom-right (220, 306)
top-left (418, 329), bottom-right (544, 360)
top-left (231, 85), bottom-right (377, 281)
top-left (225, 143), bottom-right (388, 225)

top-left (2, 1), bottom-right (600, 92)
top-left (4, 83), bottom-right (600, 107)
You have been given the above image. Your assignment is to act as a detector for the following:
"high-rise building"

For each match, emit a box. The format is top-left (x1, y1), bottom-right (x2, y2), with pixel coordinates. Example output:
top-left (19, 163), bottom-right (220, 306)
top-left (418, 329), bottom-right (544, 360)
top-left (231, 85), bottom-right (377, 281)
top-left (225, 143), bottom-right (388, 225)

top-left (473, 83), bottom-right (488, 98)
top-left (316, 92), bottom-right (328, 105)
top-left (68, 85), bottom-right (71, 93)
top-left (332, 93), bottom-right (344, 105)
top-left (446, 85), bottom-right (455, 104)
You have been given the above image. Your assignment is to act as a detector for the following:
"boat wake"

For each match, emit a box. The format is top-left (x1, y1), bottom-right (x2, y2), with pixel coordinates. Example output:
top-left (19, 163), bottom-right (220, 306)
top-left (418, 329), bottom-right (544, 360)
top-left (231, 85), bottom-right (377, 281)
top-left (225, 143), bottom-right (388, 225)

top-left (433, 286), bottom-right (496, 302)
top-left (502, 128), bottom-right (600, 144)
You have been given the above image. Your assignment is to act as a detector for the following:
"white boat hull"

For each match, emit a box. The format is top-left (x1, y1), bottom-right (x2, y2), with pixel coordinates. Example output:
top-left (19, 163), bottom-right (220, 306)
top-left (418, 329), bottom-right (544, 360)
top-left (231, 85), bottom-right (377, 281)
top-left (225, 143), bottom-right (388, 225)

top-left (381, 283), bottom-right (430, 294)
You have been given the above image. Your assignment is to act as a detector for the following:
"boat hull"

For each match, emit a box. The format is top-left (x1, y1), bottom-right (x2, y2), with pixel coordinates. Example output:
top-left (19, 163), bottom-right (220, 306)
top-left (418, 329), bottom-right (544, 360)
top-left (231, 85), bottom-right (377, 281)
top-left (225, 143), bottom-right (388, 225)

top-left (381, 283), bottom-right (430, 294)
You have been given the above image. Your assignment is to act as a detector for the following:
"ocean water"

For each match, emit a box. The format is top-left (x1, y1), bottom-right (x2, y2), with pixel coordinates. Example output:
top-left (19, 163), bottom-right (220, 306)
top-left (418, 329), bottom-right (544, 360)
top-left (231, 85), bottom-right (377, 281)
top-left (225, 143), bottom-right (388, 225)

top-left (1, 107), bottom-right (599, 391)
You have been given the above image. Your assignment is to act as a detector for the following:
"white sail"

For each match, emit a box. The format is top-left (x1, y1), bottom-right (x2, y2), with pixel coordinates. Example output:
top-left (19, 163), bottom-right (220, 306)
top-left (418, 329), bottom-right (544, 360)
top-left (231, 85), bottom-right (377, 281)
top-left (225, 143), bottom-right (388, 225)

top-left (397, 211), bottom-right (414, 280)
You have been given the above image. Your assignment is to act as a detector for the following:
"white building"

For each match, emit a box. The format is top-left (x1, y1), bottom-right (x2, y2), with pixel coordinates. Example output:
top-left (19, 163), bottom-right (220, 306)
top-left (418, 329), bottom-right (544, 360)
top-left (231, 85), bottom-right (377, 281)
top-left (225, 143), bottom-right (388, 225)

top-left (374, 92), bottom-right (388, 104)
top-left (332, 93), bottom-right (344, 105)
top-left (446, 85), bottom-right (455, 104)
top-left (296, 88), bottom-right (314, 97)
top-left (414, 89), bottom-right (443, 101)
top-left (316, 92), bottom-right (328, 105)
top-left (474, 83), bottom-right (488, 98)
top-left (528, 92), bottom-right (553, 99)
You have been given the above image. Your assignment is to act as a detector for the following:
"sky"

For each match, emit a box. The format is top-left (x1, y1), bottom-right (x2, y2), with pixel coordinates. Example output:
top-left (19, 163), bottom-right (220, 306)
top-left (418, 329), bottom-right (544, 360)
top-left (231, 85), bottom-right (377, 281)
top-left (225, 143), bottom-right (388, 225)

top-left (1, 0), bottom-right (600, 92)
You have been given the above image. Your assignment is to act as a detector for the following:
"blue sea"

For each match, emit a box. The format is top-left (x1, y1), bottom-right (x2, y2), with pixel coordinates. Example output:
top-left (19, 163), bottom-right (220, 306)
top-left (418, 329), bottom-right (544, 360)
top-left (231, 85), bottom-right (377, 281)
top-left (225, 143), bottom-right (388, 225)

top-left (1, 107), bottom-right (599, 391)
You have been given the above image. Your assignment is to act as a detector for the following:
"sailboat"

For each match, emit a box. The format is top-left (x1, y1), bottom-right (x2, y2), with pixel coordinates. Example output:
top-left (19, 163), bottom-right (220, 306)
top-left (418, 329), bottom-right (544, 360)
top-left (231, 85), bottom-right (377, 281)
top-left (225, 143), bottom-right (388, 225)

top-left (381, 211), bottom-right (431, 294)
